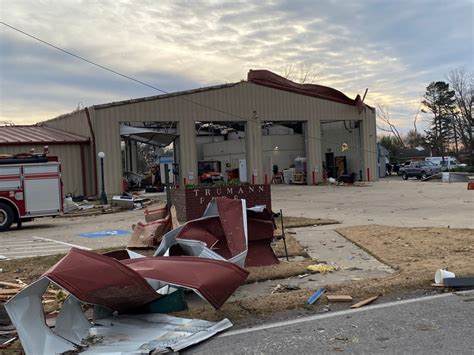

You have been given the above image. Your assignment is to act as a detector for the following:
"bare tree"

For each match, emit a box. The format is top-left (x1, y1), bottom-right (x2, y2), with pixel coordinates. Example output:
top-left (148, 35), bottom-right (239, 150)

top-left (283, 63), bottom-right (319, 84)
top-left (376, 105), bottom-right (405, 147)
top-left (446, 68), bottom-right (473, 163)
top-left (412, 100), bottom-right (423, 137)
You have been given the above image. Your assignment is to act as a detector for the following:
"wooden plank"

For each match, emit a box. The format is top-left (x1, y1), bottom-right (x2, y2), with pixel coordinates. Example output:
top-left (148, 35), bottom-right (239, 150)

top-left (0, 289), bottom-right (20, 296)
top-left (327, 295), bottom-right (353, 302)
top-left (0, 281), bottom-right (24, 288)
top-left (16, 279), bottom-right (27, 287)
top-left (350, 295), bottom-right (379, 309)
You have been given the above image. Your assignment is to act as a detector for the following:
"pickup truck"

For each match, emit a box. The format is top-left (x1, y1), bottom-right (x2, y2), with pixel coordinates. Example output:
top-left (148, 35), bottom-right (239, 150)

top-left (401, 161), bottom-right (441, 180)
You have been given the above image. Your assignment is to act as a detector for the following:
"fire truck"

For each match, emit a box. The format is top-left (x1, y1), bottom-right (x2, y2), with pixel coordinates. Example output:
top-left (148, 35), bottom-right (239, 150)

top-left (0, 151), bottom-right (63, 231)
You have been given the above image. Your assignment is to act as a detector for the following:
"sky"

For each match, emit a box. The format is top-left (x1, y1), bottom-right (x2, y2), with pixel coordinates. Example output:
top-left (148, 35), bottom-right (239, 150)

top-left (0, 0), bottom-right (472, 134)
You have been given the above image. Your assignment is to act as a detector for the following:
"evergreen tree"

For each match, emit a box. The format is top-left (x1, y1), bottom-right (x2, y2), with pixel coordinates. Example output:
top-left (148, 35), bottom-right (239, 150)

top-left (422, 81), bottom-right (456, 158)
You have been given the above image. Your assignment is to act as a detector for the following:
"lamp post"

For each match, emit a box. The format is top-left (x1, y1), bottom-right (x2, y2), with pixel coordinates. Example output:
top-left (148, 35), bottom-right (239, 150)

top-left (98, 152), bottom-right (107, 205)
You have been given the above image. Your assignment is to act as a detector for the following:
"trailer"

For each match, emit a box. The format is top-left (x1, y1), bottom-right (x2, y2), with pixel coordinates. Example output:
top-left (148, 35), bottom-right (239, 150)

top-left (0, 154), bottom-right (63, 231)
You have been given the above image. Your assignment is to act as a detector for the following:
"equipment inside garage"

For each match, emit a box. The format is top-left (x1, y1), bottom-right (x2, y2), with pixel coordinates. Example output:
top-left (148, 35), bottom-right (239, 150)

top-left (120, 122), bottom-right (177, 192)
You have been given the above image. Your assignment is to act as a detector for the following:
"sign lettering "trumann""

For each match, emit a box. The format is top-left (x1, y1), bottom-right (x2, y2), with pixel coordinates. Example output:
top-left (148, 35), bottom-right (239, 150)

top-left (192, 185), bottom-right (265, 205)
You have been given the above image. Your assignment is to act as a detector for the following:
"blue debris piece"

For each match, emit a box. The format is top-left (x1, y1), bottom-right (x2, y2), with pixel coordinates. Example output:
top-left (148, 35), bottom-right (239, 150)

top-left (307, 287), bottom-right (326, 305)
top-left (79, 229), bottom-right (130, 238)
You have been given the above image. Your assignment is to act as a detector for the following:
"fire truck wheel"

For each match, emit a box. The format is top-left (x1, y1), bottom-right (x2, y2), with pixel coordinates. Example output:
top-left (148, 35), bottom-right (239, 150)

top-left (0, 202), bottom-right (14, 232)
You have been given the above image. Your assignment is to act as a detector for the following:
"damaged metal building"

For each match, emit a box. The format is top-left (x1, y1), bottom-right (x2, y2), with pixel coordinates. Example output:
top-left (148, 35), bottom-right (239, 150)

top-left (40, 70), bottom-right (378, 196)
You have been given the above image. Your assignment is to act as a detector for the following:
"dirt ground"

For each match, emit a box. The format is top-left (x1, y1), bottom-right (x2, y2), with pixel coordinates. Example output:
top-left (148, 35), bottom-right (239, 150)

top-left (172, 225), bottom-right (473, 321)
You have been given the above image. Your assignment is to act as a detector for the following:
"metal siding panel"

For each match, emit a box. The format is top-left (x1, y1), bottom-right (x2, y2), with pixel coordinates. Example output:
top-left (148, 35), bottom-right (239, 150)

top-left (43, 110), bottom-right (91, 138)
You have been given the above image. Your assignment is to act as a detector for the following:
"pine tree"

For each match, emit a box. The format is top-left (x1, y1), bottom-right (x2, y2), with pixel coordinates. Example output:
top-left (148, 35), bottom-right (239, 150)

top-left (422, 81), bottom-right (456, 159)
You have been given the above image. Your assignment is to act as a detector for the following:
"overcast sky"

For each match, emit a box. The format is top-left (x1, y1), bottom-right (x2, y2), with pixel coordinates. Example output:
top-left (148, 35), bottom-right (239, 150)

top-left (0, 0), bottom-right (472, 133)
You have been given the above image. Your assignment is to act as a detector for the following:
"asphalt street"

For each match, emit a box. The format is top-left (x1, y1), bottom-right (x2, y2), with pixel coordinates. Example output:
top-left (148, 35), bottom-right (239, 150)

top-left (187, 291), bottom-right (474, 354)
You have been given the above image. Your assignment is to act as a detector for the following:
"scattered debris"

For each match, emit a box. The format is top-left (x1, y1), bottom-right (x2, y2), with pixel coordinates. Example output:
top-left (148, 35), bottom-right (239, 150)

top-left (63, 197), bottom-right (95, 214)
top-left (326, 295), bottom-right (353, 302)
top-left (434, 269), bottom-right (455, 284)
top-left (128, 203), bottom-right (173, 248)
top-left (307, 264), bottom-right (337, 274)
top-left (442, 277), bottom-right (474, 288)
top-left (0, 336), bottom-right (17, 349)
top-left (271, 284), bottom-right (300, 294)
top-left (6, 198), bottom-right (288, 353)
top-left (298, 273), bottom-right (310, 279)
top-left (307, 288), bottom-right (326, 305)
top-left (155, 198), bottom-right (279, 268)
top-left (350, 295), bottom-right (379, 308)
top-left (79, 229), bottom-right (130, 238)
top-left (246, 206), bottom-right (280, 266)
top-left (5, 248), bottom-right (247, 354)
top-left (111, 194), bottom-right (145, 209)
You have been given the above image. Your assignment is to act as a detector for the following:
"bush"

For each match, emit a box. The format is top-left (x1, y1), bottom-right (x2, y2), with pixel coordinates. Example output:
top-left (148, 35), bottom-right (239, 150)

top-left (185, 179), bottom-right (250, 189)
top-left (450, 166), bottom-right (474, 173)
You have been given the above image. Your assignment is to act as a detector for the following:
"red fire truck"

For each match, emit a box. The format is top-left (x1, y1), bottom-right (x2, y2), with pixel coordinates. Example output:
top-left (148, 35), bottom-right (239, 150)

top-left (0, 153), bottom-right (63, 231)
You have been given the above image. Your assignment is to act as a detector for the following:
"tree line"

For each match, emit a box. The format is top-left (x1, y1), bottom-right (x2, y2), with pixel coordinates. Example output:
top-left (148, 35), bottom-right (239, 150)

top-left (378, 68), bottom-right (473, 164)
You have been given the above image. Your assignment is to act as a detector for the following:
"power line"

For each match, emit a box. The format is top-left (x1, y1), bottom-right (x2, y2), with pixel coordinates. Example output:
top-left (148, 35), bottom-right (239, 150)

top-left (0, 21), bottom-right (380, 157)
top-left (0, 21), bottom-right (250, 122)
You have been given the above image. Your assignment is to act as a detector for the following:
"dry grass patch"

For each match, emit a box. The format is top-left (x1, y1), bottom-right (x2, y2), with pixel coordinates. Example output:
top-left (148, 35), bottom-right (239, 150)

top-left (174, 225), bottom-right (474, 322)
top-left (272, 234), bottom-right (307, 257)
top-left (275, 216), bottom-right (339, 232)
top-left (246, 259), bottom-right (312, 284)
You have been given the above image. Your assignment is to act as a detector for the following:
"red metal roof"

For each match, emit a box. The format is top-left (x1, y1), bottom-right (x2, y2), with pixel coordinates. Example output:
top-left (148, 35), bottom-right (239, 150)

top-left (0, 125), bottom-right (89, 145)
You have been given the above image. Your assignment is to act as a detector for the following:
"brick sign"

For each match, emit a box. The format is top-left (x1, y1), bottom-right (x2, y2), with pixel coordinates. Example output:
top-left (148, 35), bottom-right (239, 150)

top-left (171, 184), bottom-right (272, 222)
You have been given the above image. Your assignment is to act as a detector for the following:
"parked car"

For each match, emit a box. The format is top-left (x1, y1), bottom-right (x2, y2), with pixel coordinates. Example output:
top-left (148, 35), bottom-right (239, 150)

top-left (401, 161), bottom-right (441, 180)
top-left (397, 161), bottom-right (412, 176)
top-left (425, 156), bottom-right (466, 171)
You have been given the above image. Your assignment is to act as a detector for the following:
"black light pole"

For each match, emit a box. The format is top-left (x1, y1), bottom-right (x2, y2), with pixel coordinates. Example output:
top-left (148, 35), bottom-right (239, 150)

top-left (98, 152), bottom-right (108, 205)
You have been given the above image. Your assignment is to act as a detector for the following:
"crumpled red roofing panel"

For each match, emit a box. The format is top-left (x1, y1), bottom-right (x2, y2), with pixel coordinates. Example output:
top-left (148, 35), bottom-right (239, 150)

top-left (45, 248), bottom-right (248, 311)
top-left (123, 256), bottom-right (249, 309)
top-left (216, 197), bottom-right (247, 257)
top-left (246, 211), bottom-right (279, 267)
top-left (248, 69), bottom-right (369, 113)
top-left (45, 248), bottom-right (160, 312)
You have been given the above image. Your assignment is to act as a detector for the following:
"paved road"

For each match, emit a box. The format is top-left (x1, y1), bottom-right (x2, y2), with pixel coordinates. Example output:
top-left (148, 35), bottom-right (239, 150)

top-left (187, 291), bottom-right (474, 354)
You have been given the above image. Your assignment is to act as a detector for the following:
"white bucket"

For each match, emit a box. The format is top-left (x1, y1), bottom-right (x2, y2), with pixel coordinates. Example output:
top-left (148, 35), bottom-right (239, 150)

top-left (434, 269), bottom-right (455, 284)
top-left (442, 172), bottom-right (450, 183)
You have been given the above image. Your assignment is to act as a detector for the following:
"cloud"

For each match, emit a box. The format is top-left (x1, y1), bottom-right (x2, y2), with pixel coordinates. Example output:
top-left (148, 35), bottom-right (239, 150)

top-left (0, 0), bottom-right (472, 132)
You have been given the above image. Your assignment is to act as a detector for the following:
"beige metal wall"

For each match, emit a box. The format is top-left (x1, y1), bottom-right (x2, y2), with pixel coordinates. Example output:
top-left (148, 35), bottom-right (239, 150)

top-left (43, 81), bottom-right (377, 194)
top-left (43, 109), bottom-right (96, 194)
top-left (0, 144), bottom-right (88, 196)
top-left (321, 121), bottom-right (363, 177)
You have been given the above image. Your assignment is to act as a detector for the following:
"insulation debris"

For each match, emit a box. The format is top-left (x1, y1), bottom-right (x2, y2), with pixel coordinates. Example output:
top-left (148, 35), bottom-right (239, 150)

top-left (307, 264), bottom-right (337, 274)
top-left (271, 284), bottom-right (300, 294)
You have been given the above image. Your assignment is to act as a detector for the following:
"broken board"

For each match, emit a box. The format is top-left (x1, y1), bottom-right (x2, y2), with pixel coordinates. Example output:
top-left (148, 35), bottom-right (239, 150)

top-left (327, 295), bottom-right (353, 302)
top-left (350, 295), bottom-right (379, 308)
